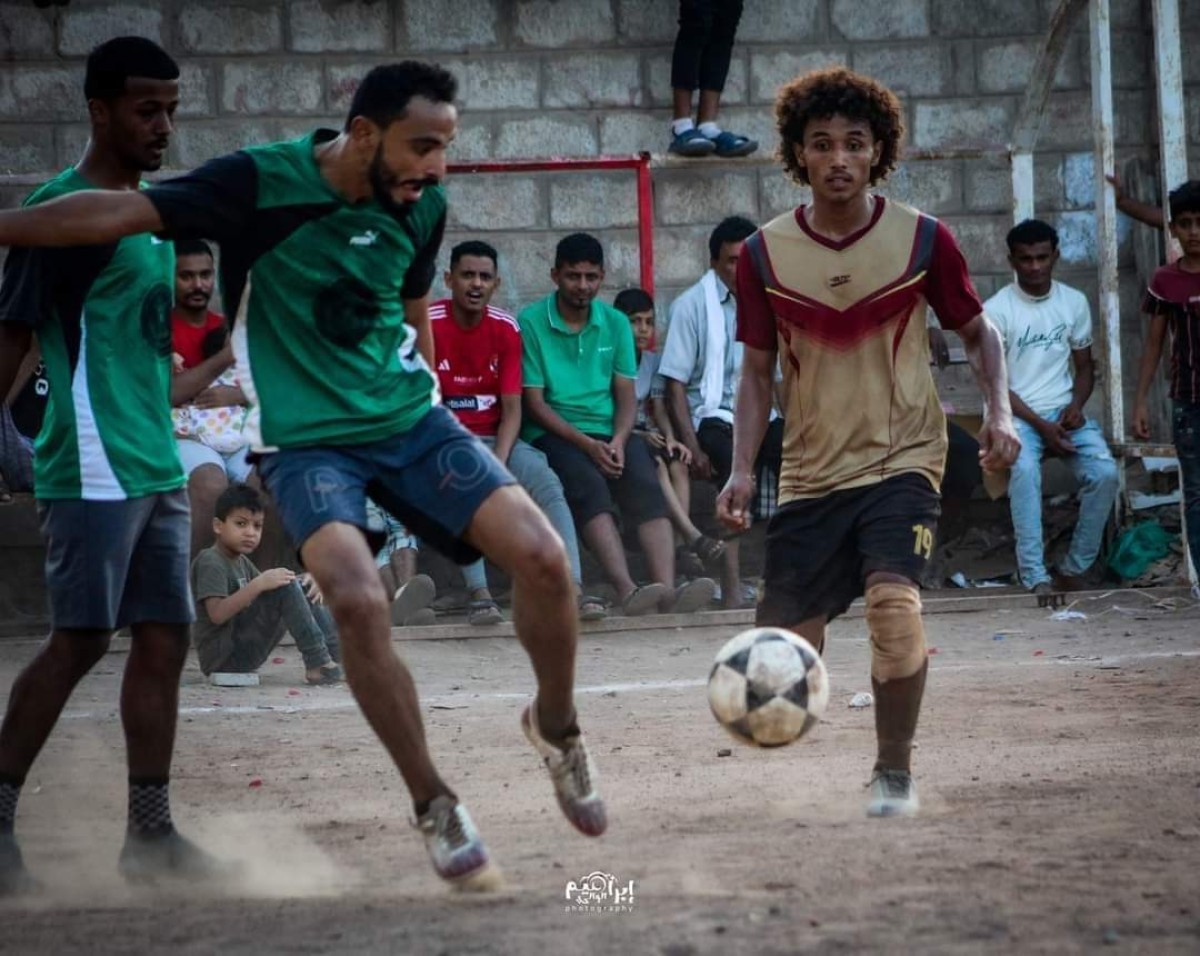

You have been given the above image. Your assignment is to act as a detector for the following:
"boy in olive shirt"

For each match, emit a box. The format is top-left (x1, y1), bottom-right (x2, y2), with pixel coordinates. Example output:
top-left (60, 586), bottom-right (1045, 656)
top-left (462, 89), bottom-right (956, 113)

top-left (192, 484), bottom-right (341, 686)
top-left (520, 233), bottom-right (715, 616)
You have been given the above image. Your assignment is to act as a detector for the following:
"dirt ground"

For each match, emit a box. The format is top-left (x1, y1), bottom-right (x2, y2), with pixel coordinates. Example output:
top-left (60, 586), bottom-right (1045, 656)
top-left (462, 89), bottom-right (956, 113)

top-left (1, 592), bottom-right (1199, 955)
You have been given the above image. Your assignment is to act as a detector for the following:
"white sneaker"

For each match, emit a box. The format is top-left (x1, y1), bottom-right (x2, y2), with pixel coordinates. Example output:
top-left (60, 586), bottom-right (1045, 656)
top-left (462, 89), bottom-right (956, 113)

top-left (521, 704), bottom-right (607, 837)
top-left (867, 768), bottom-right (920, 818)
top-left (413, 795), bottom-right (491, 884)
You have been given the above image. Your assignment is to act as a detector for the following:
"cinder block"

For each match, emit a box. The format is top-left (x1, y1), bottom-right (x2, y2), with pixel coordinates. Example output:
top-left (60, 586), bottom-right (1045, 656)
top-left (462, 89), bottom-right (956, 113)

top-left (58, 3), bottom-right (164, 56)
top-left (460, 57), bottom-right (540, 111)
top-left (0, 126), bottom-right (54, 174)
top-left (549, 173), bottom-right (639, 230)
top-left (750, 49), bottom-right (847, 104)
top-left (179, 5), bottom-right (283, 54)
top-left (221, 62), bottom-right (324, 115)
top-left (646, 52), bottom-right (747, 107)
top-left (403, 0), bottom-right (500, 53)
top-left (931, 0), bottom-right (1038, 36)
top-left (445, 175), bottom-right (543, 231)
top-left (1189, 90), bottom-right (1200, 145)
top-left (652, 225), bottom-right (714, 290)
top-left (852, 44), bottom-right (950, 98)
top-left (0, 4), bottom-right (54, 58)
top-left (0, 66), bottom-right (86, 121)
top-left (598, 109), bottom-right (671, 154)
top-left (876, 160), bottom-right (962, 215)
top-left (543, 53), bottom-right (644, 109)
top-left (655, 171), bottom-right (759, 227)
top-left (759, 170), bottom-right (810, 220)
top-left (446, 121), bottom-right (495, 162)
top-left (514, 0), bottom-right (615, 48)
top-left (55, 123), bottom-right (91, 167)
top-left (288, 0), bottom-right (390, 53)
top-left (614, 0), bottom-right (678, 42)
top-left (977, 39), bottom-right (1081, 95)
top-left (178, 62), bottom-right (214, 118)
top-left (938, 215), bottom-right (1013, 272)
top-left (963, 155), bottom-right (1063, 214)
top-left (831, 0), bottom-right (929, 39)
top-left (494, 115), bottom-right (597, 159)
top-left (472, 230), bottom-right (558, 311)
top-left (1063, 152), bottom-right (1095, 209)
top-left (327, 63), bottom-right (369, 114)
top-left (171, 120), bottom-right (279, 169)
top-left (912, 99), bottom-right (1014, 150)
top-left (602, 229), bottom-right (643, 290)
top-left (1104, 31), bottom-right (1151, 90)
top-left (733, 0), bottom-right (820, 42)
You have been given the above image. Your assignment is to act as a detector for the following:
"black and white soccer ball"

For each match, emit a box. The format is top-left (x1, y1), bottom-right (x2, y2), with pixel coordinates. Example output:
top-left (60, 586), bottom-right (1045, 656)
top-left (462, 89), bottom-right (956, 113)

top-left (707, 627), bottom-right (829, 747)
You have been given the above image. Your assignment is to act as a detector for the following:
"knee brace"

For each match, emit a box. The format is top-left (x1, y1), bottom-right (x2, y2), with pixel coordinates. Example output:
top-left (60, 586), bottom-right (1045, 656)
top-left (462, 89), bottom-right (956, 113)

top-left (865, 582), bottom-right (926, 682)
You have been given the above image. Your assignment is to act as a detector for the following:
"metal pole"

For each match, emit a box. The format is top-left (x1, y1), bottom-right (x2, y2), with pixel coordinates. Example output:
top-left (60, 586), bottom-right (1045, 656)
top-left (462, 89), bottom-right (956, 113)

top-left (636, 152), bottom-right (655, 296)
top-left (1011, 151), bottom-right (1034, 225)
top-left (1090, 0), bottom-right (1123, 449)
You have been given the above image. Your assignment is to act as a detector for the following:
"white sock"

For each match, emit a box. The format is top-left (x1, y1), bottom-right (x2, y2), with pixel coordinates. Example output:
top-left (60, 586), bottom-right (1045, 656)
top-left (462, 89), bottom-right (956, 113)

top-left (671, 118), bottom-right (695, 136)
top-left (698, 122), bottom-right (722, 139)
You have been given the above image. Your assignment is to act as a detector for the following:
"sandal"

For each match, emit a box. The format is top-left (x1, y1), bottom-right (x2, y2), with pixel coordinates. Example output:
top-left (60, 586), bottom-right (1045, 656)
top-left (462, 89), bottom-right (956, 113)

top-left (305, 663), bottom-right (343, 686)
top-left (620, 582), bottom-right (669, 617)
top-left (690, 534), bottom-right (726, 565)
top-left (668, 128), bottom-right (716, 157)
top-left (668, 577), bottom-right (717, 614)
top-left (467, 598), bottom-right (503, 627)
top-left (710, 130), bottom-right (758, 158)
top-left (577, 594), bottom-right (608, 622)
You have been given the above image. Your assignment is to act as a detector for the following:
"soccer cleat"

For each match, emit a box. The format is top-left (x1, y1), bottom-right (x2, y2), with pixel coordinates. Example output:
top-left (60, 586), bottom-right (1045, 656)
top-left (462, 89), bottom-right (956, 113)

top-left (0, 833), bottom-right (39, 896)
top-left (414, 795), bottom-right (492, 885)
top-left (521, 704), bottom-right (607, 837)
top-left (867, 768), bottom-right (920, 818)
top-left (119, 827), bottom-right (234, 884)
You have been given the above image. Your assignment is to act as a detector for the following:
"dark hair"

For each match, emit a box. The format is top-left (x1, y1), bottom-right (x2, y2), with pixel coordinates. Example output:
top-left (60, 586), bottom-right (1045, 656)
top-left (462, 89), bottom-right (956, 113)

top-left (344, 61), bottom-right (458, 131)
top-left (200, 326), bottom-right (228, 360)
top-left (613, 288), bottom-right (655, 315)
top-left (450, 240), bottom-right (499, 269)
top-left (1168, 180), bottom-right (1200, 220)
top-left (175, 238), bottom-right (213, 261)
top-left (708, 216), bottom-right (758, 260)
top-left (84, 36), bottom-right (179, 101)
top-left (554, 233), bottom-right (604, 270)
top-left (775, 67), bottom-right (904, 187)
top-left (215, 483), bottom-right (263, 520)
top-left (1006, 219), bottom-right (1059, 252)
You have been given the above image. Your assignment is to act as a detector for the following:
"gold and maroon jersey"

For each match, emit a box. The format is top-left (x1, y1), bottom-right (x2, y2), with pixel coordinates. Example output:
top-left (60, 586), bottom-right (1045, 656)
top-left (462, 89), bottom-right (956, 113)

top-left (737, 196), bottom-right (983, 502)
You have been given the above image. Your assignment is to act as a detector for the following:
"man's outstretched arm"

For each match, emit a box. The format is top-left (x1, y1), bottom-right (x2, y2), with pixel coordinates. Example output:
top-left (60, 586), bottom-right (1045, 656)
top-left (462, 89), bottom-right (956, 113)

top-left (0, 191), bottom-right (162, 248)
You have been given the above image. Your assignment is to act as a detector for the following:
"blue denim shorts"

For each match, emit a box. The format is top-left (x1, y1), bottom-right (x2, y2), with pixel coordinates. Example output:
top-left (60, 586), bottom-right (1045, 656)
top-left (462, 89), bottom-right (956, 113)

top-left (256, 406), bottom-right (515, 564)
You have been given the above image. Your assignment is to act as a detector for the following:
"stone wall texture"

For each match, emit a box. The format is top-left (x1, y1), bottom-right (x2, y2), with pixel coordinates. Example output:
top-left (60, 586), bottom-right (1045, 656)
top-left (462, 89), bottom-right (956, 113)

top-left (1, 0), bottom-right (1198, 424)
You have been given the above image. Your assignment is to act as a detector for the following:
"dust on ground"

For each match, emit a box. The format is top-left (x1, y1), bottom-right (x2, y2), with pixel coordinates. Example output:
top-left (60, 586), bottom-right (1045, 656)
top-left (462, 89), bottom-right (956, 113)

top-left (1, 595), bottom-right (1199, 954)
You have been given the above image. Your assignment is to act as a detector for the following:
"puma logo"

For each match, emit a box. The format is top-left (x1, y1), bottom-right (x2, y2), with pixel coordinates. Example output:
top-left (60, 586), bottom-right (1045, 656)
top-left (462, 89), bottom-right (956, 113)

top-left (829, 274), bottom-right (851, 288)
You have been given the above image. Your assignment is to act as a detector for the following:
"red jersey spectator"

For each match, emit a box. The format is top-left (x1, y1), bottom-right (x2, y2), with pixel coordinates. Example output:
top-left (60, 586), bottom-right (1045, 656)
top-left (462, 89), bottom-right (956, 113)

top-left (171, 238), bottom-right (223, 369)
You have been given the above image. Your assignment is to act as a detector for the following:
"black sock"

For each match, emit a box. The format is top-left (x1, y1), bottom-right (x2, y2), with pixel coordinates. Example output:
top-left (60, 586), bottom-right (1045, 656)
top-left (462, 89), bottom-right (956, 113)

top-left (128, 776), bottom-right (174, 836)
top-left (0, 772), bottom-right (23, 835)
top-left (413, 789), bottom-right (457, 819)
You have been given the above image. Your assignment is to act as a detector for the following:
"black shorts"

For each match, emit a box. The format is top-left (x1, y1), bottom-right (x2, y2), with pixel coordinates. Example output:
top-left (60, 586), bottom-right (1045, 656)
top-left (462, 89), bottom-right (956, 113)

top-left (756, 473), bottom-right (941, 627)
top-left (533, 431), bottom-right (668, 528)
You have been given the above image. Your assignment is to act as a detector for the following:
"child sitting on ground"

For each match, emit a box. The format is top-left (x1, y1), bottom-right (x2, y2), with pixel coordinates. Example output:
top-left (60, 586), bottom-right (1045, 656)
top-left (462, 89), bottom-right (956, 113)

top-left (614, 288), bottom-right (726, 574)
top-left (191, 483), bottom-right (342, 685)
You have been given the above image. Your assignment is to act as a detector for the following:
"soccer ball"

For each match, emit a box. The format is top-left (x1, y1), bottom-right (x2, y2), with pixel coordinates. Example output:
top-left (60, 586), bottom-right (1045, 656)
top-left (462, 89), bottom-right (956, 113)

top-left (707, 627), bottom-right (829, 747)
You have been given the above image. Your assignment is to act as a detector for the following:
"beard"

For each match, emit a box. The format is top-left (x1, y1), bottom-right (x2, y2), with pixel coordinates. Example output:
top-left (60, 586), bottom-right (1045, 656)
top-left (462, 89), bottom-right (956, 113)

top-left (368, 146), bottom-right (438, 219)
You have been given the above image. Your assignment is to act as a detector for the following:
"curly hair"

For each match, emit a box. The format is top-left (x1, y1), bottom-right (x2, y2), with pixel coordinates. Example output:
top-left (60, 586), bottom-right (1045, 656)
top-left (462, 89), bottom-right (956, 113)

top-left (775, 67), bottom-right (905, 187)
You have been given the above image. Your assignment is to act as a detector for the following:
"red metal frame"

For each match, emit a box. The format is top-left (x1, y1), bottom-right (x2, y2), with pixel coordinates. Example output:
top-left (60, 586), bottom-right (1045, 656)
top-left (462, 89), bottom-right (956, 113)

top-left (448, 153), bottom-right (655, 296)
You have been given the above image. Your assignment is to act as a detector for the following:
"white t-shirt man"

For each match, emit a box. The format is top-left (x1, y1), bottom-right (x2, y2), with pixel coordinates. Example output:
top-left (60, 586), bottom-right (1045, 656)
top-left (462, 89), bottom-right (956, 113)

top-left (984, 280), bottom-right (1092, 416)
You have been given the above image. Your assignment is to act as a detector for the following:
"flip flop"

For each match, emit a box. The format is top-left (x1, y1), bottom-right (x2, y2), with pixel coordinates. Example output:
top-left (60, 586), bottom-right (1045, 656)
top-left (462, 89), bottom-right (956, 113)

top-left (391, 574), bottom-right (436, 626)
top-left (668, 128), bottom-right (716, 157)
top-left (467, 599), bottom-right (503, 626)
top-left (690, 535), bottom-right (726, 565)
top-left (577, 594), bottom-right (608, 622)
top-left (620, 583), bottom-right (669, 617)
top-left (710, 130), bottom-right (758, 157)
top-left (669, 578), bottom-right (717, 614)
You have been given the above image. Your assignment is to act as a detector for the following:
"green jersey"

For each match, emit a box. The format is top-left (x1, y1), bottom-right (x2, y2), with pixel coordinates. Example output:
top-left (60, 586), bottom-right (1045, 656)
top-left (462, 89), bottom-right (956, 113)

top-left (145, 130), bottom-right (446, 449)
top-left (518, 293), bottom-right (638, 442)
top-left (0, 168), bottom-right (181, 500)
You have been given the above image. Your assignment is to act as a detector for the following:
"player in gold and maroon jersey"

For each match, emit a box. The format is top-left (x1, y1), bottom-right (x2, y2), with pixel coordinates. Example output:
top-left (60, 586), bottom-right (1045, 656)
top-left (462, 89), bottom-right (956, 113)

top-left (717, 67), bottom-right (1020, 817)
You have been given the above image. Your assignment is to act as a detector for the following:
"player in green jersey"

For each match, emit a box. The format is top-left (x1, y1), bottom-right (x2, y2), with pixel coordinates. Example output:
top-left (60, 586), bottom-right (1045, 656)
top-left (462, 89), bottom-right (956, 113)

top-left (0, 62), bottom-right (607, 888)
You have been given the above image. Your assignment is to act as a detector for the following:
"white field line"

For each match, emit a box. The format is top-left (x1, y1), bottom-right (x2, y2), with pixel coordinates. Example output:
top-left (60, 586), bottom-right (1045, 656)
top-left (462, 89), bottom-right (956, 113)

top-left (56, 649), bottom-right (1200, 722)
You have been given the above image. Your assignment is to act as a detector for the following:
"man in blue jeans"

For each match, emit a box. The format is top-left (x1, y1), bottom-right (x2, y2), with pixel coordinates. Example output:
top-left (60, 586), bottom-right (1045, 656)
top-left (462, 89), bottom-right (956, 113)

top-left (985, 219), bottom-right (1119, 604)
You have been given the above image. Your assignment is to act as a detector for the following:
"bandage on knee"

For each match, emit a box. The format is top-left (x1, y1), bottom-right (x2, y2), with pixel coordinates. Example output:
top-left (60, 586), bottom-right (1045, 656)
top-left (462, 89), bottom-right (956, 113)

top-left (865, 582), bottom-right (926, 682)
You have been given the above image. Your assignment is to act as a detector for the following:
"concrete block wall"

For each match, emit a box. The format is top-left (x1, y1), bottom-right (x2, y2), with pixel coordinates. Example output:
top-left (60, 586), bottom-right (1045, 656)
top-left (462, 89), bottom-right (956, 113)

top-left (0, 0), bottom-right (1198, 426)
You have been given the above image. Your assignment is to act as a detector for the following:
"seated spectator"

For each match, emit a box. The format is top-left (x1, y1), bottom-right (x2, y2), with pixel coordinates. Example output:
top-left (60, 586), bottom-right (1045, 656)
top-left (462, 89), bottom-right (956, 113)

top-left (0, 342), bottom-right (42, 501)
top-left (614, 287), bottom-right (726, 575)
top-left (168, 239), bottom-right (251, 553)
top-left (660, 216), bottom-right (782, 608)
top-left (191, 483), bottom-right (341, 685)
top-left (520, 233), bottom-right (715, 615)
top-left (985, 219), bottom-right (1119, 604)
top-left (431, 240), bottom-right (606, 624)
top-left (366, 499), bottom-right (437, 627)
